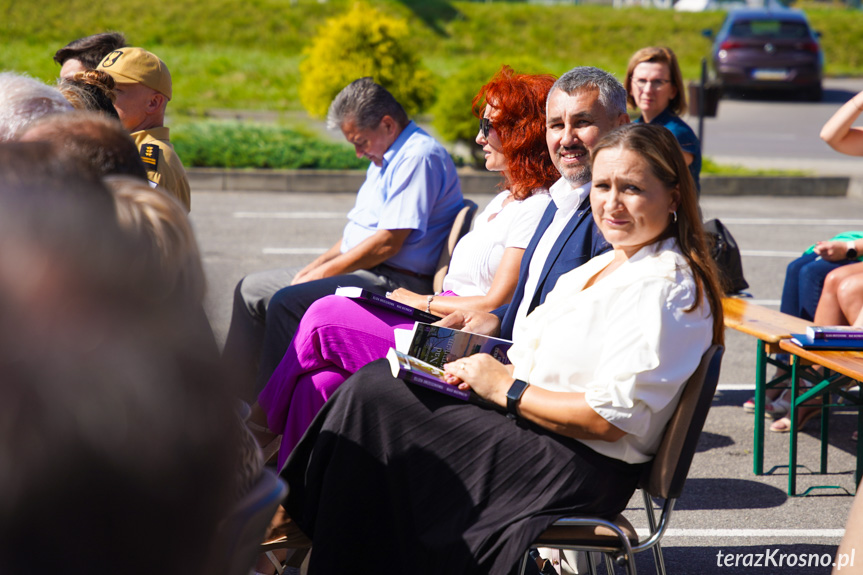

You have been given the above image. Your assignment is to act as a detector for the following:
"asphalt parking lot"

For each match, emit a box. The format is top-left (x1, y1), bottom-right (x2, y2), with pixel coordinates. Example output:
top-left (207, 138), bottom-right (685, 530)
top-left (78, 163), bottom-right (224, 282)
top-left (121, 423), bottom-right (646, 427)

top-left (191, 189), bottom-right (863, 574)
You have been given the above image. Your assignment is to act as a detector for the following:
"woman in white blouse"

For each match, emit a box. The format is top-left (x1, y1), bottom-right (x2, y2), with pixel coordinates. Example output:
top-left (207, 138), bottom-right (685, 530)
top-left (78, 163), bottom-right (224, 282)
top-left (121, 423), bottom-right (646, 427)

top-left (249, 66), bottom-right (559, 466)
top-left (274, 123), bottom-right (725, 575)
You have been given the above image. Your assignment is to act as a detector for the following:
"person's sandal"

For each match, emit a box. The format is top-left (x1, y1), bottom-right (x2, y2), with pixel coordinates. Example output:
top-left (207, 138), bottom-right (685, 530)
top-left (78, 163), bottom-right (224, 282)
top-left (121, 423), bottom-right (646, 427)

top-left (743, 392), bottom-right (790, 418)
top-left (768, 404), bottom-right (821, 433)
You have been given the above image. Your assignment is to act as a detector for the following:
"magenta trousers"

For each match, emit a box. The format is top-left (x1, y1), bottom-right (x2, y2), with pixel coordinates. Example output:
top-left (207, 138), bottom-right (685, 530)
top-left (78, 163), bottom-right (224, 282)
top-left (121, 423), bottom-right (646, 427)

top-left (258, 293), bottom-right (455, 468)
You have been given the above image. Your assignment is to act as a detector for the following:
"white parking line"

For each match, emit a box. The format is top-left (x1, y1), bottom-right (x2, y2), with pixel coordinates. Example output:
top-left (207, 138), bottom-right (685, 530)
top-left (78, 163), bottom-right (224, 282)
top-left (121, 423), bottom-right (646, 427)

top-left (716, 383), bottom-right (755, 391)
top-left (721, 218), bottom-right (863, 227)
top-left (263, 248), bottom-right (329, 255)
top-left (740, 250), bottom-right (801, 258)
top-left (645, 528), bottom-right (845, 538)
top-left (235, 211), bottom-right (345, 219)
top-left (734, 299), bottom-right (780, 306)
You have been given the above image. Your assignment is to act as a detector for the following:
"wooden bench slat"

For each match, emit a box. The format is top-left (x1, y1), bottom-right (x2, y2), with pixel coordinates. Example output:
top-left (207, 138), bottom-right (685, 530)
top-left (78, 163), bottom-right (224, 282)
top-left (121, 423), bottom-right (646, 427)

top-left (779, 340), bottom-right (863, 381)
top-left (722, 298), bottom-right (815, 343)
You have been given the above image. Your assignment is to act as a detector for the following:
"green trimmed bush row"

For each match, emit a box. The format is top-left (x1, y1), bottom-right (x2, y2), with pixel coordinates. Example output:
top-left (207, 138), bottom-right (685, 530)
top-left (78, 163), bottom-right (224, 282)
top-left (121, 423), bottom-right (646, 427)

top-left (171, 122), bottom-right (369, 170)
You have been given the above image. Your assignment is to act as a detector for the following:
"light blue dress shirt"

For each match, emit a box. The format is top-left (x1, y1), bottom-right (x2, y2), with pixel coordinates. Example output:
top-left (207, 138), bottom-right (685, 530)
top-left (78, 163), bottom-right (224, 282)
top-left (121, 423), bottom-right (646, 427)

top-left (341, 121), bottom-right (463, 275)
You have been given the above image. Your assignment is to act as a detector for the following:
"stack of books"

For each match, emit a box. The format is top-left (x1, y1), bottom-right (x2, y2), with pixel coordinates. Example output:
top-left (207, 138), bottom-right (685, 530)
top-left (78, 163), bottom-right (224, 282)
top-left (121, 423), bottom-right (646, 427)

top-left (790, 326), bottom-right (863, 350)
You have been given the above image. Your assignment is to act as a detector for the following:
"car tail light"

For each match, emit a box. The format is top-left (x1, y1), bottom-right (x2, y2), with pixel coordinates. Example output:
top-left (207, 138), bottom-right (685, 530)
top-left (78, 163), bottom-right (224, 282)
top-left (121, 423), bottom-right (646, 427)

top-left (719, 40), bottom-right (744, 50)
top-left (799, 41), bottom-right (820, 53)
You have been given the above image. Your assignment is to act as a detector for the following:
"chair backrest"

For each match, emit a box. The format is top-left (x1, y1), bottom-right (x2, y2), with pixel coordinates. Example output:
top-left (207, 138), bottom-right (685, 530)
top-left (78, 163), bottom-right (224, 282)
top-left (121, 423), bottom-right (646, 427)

top-left (433, 199), bottom-right (478, 293)
top-left (641, 344), bottom-right (724, 500)
top-left (208, 467), bottom-right (288, 575)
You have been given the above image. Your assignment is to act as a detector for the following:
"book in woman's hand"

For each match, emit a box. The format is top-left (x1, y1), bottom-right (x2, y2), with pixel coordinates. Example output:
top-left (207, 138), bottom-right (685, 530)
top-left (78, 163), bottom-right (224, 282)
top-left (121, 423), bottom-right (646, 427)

top-left (401, 322), bottom-right (512, 368)
top-left (386, 348), bottom-right (470, 401)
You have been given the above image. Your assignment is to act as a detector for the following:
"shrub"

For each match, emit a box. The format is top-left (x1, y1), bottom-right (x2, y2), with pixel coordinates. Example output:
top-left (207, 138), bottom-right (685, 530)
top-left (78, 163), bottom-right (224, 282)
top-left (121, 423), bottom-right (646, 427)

top-left (171, 122), bottom-right (369, 170)
top-left (298, 2), bottom-right (436, 119)
top-left (431, 58), bottom-right (554, 165)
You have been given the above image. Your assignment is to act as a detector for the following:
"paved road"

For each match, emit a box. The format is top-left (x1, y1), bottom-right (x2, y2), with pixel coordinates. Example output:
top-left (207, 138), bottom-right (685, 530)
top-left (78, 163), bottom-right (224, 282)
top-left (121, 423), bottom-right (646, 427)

top-left (694, 78), bottom-right (863, 177)
top-left (192, 188), bottom-right (863, 574)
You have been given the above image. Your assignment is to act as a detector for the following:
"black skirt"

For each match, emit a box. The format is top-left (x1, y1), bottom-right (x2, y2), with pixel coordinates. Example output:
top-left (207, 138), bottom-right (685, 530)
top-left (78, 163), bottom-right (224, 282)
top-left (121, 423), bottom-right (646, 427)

top-left (281, 359), bottom-right (643, 575)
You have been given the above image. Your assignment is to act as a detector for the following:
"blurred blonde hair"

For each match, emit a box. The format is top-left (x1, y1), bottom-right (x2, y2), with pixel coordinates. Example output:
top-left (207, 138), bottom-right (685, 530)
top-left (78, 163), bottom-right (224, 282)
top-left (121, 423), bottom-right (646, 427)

top-left (105, 176), bottom-right (205, 303)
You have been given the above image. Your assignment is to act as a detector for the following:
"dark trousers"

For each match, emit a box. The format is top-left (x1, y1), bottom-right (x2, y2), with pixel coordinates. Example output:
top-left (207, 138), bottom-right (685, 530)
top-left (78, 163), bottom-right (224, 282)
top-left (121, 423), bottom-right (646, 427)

top-left (780, 252), bottom-right (853, 320)
top-left (222, 265), bottom-right (432, 401)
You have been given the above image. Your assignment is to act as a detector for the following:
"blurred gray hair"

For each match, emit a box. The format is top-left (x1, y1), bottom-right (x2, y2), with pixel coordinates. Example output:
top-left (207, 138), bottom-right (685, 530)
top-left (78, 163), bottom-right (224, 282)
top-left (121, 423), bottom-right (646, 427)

top-left (0, 72), bottom-right (72, 142)
top-left (326, 77), bottom-right (408, 131)
top-left (549, 66), bottom-right (627, 119)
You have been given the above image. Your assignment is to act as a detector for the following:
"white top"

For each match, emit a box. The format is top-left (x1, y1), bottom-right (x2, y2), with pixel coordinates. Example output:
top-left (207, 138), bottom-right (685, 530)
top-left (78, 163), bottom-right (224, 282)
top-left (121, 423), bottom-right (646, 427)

top-left (442, 190), bottom-right (551, 297)
top-left (513, 177), bottom-right (591, 333)
top-left (508, 238), bottom-right (714, 464)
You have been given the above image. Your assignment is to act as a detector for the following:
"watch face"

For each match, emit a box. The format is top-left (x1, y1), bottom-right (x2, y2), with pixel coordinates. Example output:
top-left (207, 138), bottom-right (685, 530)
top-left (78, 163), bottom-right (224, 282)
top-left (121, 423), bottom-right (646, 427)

top-left (849, 248), bottom-right (858, 259)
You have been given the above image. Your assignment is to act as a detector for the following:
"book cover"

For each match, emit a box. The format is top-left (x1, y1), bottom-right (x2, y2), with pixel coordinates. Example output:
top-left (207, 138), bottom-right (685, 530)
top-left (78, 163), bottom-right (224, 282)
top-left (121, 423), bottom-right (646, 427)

top-left (406, 322), bottom-right (513, 368)
top-left (806, 326), bottom-right (863, 340)
top-left (334, 286), bottom-right (441, 323)
top-left (386, 348), bottom-right (470, 401)
top-left (790, 333), bottom-right (863, 350)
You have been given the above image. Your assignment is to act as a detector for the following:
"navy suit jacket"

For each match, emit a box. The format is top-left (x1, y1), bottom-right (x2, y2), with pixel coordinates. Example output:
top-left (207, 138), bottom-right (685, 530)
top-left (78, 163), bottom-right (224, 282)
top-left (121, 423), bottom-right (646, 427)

top-left (494, 193), bottom-right (610, 340)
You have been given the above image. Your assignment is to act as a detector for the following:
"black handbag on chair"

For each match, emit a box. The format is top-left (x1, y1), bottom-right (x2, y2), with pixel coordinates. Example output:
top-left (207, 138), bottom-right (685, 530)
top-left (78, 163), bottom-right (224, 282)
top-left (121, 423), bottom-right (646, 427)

top-left (703, 218), bottom-right (749, 295)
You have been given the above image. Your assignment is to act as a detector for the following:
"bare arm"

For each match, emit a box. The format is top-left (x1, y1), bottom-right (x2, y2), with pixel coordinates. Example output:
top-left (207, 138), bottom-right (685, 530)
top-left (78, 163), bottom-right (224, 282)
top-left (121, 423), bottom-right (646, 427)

top-left (291, 229), bottom-right (411, 285)
top-left (443, 354), bottom-right (625, 442)
top-left (820, 90), bottom-right (863, 156)
top-left (813, 238), bottom-right (863, 262)
top-left (389, 247), bottom-right (526, 315)
top-left (681, 150), bottom-right (694, 167)
top-left (291, 239), bottom-right (343, 285)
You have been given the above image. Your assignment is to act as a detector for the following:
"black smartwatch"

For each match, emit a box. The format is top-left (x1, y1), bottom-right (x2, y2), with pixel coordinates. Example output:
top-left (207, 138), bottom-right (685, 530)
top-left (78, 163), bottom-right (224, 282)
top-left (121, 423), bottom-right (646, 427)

top-left (506, 379), bottom-right (530, 416)
top-left (846, 241), bottom-right (858, 260)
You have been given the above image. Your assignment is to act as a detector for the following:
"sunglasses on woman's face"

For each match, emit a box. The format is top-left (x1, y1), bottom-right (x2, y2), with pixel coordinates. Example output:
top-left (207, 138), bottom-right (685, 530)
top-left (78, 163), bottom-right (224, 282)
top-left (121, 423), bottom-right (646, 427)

top-left (479, 117), bottom-right (494, 138)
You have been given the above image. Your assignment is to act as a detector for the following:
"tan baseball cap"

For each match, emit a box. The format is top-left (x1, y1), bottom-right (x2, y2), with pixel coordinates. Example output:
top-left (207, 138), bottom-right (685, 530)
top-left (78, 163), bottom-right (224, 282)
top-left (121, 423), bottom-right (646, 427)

top-left (97, 47), bottom-right (172, 100)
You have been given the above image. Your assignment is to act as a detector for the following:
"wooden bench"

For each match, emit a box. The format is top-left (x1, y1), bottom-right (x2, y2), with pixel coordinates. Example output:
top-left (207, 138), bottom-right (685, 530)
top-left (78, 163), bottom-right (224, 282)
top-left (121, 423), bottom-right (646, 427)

top-left (778, 340), bottom-right (863, 496)
top-left (721, 298), bottom-right (815, 475)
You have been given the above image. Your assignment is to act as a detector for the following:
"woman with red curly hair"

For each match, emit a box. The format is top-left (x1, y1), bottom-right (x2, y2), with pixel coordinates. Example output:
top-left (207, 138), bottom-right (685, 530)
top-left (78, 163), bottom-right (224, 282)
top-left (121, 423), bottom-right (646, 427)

top-left (248, 65), bottom-right (557, 466)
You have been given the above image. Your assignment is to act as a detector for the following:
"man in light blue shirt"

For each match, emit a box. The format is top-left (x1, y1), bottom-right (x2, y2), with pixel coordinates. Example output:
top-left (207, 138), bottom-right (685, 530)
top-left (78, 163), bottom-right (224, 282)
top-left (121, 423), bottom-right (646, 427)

top-left (224, 78), bottom-right (463, 397)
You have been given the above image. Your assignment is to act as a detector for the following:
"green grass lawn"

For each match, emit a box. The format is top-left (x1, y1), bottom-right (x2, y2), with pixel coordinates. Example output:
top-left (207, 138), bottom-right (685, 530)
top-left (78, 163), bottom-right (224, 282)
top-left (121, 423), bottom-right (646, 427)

top-left (3, 0), bottom-right (856, 171)
top-left (4, 0), bottom-right (860, 114)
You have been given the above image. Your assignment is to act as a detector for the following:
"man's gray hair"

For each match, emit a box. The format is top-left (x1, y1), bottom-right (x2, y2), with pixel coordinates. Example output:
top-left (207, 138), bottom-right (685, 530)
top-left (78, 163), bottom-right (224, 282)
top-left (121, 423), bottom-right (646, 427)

top-left (326, 77), bottom-right (409, 131)
top-left (548, 66), bottom-right (627, 118)
top-left (0, 72), bottom-right (73, 142)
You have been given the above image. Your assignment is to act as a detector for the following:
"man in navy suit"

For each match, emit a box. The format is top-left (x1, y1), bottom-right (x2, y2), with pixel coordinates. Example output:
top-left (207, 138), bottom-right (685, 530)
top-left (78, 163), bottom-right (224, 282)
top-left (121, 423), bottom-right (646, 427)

top-left (439, 66), bottom-right (630, 340)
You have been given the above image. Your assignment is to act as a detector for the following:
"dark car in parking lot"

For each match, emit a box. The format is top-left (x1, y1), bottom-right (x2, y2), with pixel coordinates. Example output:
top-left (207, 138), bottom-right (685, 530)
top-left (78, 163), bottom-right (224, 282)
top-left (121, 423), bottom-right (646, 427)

top-left (706, 8), bottom-right (823, 101)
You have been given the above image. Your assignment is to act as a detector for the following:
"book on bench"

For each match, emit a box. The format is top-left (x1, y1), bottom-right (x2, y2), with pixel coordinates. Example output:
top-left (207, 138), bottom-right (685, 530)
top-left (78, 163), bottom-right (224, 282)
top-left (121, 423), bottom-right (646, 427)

top-left (790, 333), bottom-right (863, 350)
top-left (805, 326), bottom-right (863, 340)
top-left (334, 286), bottom-right (442, 323)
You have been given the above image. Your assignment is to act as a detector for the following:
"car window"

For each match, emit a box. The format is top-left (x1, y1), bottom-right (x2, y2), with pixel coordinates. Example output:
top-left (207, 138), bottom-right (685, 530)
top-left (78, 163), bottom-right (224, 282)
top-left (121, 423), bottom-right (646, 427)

top-left (730, 19), bottom-right (810, 39)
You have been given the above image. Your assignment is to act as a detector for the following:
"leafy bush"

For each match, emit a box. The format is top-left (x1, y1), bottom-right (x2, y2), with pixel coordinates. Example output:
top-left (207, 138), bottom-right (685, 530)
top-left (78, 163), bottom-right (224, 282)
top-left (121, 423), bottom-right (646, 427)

top-left (298, 2), bottom-right (436, 119)
top-left (431, 58), bottom-right (554, 165)
top-left (171, 122), bottom-right (369, 170)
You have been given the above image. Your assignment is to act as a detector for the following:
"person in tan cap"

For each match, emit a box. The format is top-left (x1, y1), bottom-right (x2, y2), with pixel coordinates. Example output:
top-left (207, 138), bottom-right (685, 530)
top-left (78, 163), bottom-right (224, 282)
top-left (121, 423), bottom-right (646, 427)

top-left (97, 47), bottom-right (191, 212)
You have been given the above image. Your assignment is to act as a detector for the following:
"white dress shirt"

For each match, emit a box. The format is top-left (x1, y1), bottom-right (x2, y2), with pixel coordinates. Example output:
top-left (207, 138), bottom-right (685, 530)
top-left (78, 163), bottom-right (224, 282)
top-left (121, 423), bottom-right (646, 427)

top-left (508, 238), bottom-right (714, 464)
top-left (512, 178), bottom-right (591, 334)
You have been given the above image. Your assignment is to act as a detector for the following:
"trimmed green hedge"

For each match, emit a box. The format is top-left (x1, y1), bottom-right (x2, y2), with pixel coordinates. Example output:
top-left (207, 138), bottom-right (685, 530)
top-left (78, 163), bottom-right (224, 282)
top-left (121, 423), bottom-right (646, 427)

top-left (171, 122), bottom-right (369, 170)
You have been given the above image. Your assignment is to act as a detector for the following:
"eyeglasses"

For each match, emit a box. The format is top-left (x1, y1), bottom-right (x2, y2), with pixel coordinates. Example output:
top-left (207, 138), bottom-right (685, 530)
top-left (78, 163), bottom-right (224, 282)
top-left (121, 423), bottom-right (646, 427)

top-left (633, 78), bottom-right (671, 89)
top-left (479, 117), bottom-right (494, 138)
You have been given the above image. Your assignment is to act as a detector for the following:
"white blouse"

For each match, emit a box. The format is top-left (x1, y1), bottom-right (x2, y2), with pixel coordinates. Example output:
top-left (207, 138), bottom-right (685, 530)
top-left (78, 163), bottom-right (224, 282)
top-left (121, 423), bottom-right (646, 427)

top-left (442, 190), bottom-right (550, 297)
top-left (508, 238), bottom-right (714, 464)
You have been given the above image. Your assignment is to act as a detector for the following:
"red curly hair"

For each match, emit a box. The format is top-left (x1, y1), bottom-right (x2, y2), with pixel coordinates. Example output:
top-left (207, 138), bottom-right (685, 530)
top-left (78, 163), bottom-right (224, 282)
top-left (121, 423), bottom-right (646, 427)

top-left (472, 66), bottom-right (559, 200)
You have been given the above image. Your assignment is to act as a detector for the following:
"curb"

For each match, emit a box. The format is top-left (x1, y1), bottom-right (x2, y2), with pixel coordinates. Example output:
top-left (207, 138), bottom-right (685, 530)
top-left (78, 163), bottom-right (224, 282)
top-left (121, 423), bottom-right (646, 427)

top-left (187, 168), bottom-right (860, 198)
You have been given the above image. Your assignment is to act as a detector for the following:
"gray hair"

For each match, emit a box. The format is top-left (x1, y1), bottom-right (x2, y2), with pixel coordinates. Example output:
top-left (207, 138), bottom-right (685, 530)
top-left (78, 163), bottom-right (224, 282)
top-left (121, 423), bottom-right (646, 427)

top-left (326, 77), bottom-right (408, 131)
top-left (548, 66), bottom-right (627, 119)
top-left (0, 72), bottom-right (73, 142)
